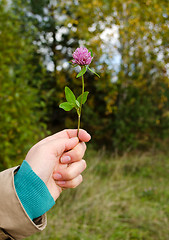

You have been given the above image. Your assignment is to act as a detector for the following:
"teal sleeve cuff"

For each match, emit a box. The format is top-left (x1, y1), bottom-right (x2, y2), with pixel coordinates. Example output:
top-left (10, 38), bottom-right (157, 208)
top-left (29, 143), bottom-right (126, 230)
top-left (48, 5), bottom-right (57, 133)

top-left (14, 160), bottom-right (55, 220)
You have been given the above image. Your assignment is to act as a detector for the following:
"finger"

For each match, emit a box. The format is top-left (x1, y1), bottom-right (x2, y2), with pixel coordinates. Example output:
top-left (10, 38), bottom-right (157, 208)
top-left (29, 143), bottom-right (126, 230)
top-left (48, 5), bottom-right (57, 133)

top-left (54, 163), bottom-right (68, 172)
top-left (66, 129), bottom-right (91, 142)
top-left (43, 137), bottom-right (79, 157)
top-left (34, 130), bottom-right (69, 147)
top-left (35, 129), bottom-right (91, 147)
top-left (52, 129), bottom-right (91, 142)
top-left (60, 142), bottom-right (86, 164)
top-left (53, 160), bottom-right (87, 181)
top-left (56, 174), bottom-right (83, 189)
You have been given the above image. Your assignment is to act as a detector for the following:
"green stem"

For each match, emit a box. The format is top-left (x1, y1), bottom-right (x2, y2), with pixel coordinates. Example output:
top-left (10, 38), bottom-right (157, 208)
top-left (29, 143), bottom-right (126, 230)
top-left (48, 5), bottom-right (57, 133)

top-left (77, 114), bottom-right (80, 137)
top-left (77, 73), bottom-right (85, 138)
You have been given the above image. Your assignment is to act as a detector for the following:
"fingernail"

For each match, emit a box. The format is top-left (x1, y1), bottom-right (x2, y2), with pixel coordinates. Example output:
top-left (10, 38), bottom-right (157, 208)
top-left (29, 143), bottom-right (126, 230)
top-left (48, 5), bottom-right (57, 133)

top-left (56, 181), bottom-right (66, 185)
top-left (61, 156), bottom-right (71, 163)
top-left (54, 173), bottom-right (62, 180)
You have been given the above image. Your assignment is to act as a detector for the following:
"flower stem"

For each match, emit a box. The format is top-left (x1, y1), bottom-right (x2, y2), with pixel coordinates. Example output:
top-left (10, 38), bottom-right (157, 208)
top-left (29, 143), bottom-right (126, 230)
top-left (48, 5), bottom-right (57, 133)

top-left (77, 114), bottom-right (80, 137)
top-left (77, 73), bottom-right (85, 138)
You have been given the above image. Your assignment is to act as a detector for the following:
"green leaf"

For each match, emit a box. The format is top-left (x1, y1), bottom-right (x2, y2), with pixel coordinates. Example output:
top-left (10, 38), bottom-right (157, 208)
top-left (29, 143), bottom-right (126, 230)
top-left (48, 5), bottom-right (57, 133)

top-left (75, 100), bottom-right (80, 108)
top-left (87, 67), bottom-right (100, 78)
top-left (89, 49), bottom-right (93, 57)
top-left (76, 66), bottom-right (87, 78)
top-left (65, 86), bottom-right (76, 104)
top-left (77, 91), bottom-right (89, 105)
top-left (59, 102), bottom-right (74, 111)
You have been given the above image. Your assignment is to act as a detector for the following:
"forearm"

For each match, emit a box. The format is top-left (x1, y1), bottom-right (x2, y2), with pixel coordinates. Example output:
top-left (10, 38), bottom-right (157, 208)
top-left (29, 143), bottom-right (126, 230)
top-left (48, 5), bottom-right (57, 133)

top-left (0, 166), bottom-right (47, 240)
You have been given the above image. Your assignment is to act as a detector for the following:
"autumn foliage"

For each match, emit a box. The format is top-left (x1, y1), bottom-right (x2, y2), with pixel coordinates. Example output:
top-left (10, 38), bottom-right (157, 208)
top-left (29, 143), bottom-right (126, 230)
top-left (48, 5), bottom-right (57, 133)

top-left (0, 0), bottom-right (169, 168)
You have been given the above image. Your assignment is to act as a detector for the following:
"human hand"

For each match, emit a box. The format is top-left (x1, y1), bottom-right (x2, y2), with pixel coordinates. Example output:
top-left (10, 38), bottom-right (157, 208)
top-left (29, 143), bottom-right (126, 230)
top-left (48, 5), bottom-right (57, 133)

top-left (25, 129), bottom-right (91, 201)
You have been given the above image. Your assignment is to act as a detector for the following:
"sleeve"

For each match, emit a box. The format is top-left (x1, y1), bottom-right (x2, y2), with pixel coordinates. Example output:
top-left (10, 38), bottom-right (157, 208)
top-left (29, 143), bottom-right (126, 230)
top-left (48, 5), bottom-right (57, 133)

top-left (14, 160), bottom-right (55, 220)
top-left (0, 166), bottom-right (47, 240)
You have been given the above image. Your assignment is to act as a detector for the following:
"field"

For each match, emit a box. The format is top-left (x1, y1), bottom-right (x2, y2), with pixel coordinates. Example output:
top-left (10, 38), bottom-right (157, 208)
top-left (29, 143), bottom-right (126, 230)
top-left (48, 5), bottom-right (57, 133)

top-left (27, 147), bottom-right (169, 240)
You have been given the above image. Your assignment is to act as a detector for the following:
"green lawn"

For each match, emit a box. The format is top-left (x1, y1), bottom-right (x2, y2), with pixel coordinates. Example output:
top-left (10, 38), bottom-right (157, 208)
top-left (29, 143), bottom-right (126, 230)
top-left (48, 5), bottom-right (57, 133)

top-left (27, 147), bottom-right (169, 240)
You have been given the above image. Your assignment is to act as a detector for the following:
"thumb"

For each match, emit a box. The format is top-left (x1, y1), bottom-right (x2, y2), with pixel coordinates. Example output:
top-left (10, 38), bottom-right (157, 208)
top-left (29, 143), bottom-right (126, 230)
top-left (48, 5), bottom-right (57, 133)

top-left (46, 137), bottom-right (79, 157)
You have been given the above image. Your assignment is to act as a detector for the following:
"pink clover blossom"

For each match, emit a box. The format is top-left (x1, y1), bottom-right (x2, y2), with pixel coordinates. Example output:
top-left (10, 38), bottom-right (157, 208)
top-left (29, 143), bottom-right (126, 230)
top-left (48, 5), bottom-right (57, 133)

top-left (72, 47), bottom-right (93, 66)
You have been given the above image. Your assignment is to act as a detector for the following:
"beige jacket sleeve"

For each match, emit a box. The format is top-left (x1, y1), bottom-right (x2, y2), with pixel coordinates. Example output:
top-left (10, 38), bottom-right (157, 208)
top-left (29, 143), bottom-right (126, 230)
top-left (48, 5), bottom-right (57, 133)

top-left (0, 167), bottom-right (47, 240)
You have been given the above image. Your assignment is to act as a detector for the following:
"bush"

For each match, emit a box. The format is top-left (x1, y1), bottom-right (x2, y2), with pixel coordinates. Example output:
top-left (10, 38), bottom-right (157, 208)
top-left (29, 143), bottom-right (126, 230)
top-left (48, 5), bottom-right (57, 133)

top-left (0, 1), bottom-right (47, 170)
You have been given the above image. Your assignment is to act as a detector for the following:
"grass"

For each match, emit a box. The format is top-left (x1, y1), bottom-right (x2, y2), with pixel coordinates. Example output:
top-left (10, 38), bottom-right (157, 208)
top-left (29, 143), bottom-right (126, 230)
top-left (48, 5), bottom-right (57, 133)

top-left (27, 147), bottom-right (169, 240)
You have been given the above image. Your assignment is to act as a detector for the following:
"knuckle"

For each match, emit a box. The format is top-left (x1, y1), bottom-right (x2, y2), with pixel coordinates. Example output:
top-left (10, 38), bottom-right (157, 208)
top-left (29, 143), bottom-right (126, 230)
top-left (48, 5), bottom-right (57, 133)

top-left (75, 150), bottom-right (82, 160)
top-left (74, 142), bottom-right (86, 160)
top-left (72, 175), bottom-right (83, 188)
top-left (78, 175), bottom-right (83, 186)
top-left (70, 178), bottom-right (77, 188)
top-left (64, 129), bottom-right (68, 136)
top-left (82, 159), bottom-right (87, 169)
top-left (67, 169), bottom-right (74, 179)
top-left (72, 181), bottom-right (77, 188)
top-left (79, 174), bottom-right (83, 182)
top-left (83, 142), bottom-right (87, 151)
top-left (80, 142), bottom-right (86, 153)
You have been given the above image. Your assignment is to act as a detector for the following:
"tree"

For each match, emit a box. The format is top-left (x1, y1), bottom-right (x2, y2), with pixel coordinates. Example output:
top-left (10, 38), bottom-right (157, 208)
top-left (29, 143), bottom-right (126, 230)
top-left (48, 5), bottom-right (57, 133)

top-left (107, 0), bottom-right (169, 150)
top-left (0, 0), bottom-right (47, 170)
top-left (4, 0), bottom-right (169, 153)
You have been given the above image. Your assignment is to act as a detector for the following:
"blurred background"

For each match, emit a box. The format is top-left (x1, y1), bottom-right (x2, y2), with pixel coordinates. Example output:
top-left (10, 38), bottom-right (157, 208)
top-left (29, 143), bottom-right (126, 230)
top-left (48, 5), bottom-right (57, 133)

top-left (0, 0), bottom-right (169, 239)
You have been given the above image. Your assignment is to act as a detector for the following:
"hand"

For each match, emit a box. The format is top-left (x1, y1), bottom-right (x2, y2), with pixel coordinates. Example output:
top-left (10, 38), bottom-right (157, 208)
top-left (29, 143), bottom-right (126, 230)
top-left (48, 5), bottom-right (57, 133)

top-left (25, 129), bottom-right (91, 201)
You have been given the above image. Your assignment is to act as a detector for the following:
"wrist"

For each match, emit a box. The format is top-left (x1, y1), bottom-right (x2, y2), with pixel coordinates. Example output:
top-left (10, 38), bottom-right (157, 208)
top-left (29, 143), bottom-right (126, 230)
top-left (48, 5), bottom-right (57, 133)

top-left (14, 160), bottom-right (55, 220)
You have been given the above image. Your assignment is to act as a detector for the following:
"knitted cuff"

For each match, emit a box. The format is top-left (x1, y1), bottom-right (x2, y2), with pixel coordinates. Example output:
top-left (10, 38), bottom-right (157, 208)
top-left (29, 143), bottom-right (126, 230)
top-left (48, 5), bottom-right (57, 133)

top-left (14, 160), bottom-right (55, 220)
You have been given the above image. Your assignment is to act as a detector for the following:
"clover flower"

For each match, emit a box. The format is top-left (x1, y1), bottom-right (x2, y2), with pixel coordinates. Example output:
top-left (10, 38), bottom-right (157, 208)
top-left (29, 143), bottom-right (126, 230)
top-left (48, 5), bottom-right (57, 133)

top-left (72, 47), bottom-right (93, 66)
top-left (59, 47), bottom-right (100, 137)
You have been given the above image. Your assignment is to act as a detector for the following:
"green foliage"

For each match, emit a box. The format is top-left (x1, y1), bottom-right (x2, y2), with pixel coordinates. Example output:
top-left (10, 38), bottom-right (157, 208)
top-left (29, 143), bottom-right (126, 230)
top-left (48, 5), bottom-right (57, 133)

top-left (0, 1), bottom-right (47, 170)
top-left (1, 0), bottom-right (169, 160)
top-left (77, 91), bottom-right (89, 105)
top-left (65, 87), bottom-right (76, 104)
top-left (89, 49), bottom-right (93, 57)
top-left (87, 67), bottom-right (100, 78)
top-left (36, 0), bottom-right (168, 151)
top-left (59, 87), bottom-right (77, 111)
top-left (59, 102), bottom-right (74, 111)
top-left (60, 86), bottom-right (89, 111)
top-left (76, 67), bottom-right (87, 78)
